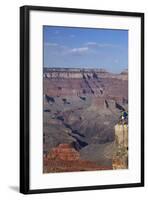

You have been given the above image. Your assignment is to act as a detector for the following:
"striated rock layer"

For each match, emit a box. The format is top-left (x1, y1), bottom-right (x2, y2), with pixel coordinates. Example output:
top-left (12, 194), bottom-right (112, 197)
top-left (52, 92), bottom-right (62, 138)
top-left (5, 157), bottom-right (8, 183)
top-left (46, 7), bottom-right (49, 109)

top-left (44, 68), bottom-right (128, 98)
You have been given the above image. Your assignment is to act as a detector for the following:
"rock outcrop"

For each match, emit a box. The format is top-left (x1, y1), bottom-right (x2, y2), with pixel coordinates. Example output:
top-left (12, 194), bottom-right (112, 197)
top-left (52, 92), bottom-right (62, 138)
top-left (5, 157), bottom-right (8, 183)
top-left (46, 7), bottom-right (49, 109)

top-left (43, 143), bottom-right (112, 173)
top-left (47, 143), bottom-right (80, 161)
top-left (112, 124), bottom-right (128, 169)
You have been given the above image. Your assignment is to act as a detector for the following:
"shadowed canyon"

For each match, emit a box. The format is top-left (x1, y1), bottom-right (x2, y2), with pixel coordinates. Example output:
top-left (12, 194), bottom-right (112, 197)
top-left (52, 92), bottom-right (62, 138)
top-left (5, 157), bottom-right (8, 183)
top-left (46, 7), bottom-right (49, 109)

top-left (43, 68), bottom-right (128, 173)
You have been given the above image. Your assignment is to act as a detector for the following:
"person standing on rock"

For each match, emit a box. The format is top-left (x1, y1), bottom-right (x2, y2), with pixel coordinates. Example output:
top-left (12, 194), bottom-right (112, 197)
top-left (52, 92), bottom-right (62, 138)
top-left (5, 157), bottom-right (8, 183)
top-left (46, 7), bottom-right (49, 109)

top-left (120, 111), bottom-right (128, 124)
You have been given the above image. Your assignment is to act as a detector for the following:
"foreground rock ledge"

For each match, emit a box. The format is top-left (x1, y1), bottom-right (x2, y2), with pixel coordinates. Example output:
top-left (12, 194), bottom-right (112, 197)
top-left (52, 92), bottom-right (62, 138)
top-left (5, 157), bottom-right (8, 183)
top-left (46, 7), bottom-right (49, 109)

top-left (43, 143), bottom-right (112, 173)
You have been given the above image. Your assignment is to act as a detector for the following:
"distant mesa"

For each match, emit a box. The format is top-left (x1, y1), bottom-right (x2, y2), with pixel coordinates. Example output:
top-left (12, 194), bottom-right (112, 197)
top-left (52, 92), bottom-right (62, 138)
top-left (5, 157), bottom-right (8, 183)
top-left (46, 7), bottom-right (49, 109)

top-left (43, 67), bottom-right (128, 81)
top-left (43, 67), bottom-right (128, 97)
top-left (43, 67), bottom-right (109, 73)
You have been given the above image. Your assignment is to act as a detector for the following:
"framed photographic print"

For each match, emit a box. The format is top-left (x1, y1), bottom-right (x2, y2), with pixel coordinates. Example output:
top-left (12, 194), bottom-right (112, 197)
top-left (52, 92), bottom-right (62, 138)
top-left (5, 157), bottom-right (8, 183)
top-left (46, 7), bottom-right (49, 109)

top-left (20, 5), bottom-right (144, 194)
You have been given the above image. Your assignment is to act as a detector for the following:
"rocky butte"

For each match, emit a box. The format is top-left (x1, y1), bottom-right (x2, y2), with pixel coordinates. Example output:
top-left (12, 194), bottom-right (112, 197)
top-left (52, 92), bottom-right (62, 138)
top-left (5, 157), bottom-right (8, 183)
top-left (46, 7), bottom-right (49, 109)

top-left (43, 67), bottom-right (128, 173)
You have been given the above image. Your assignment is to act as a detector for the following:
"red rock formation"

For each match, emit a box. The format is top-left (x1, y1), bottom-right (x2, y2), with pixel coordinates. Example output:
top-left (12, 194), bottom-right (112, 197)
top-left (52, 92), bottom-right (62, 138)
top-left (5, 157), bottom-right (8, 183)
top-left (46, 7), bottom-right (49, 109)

top-left (43, 144), bottom-right (112, 173)
top-left (47, 143), bottom-right (80, 161)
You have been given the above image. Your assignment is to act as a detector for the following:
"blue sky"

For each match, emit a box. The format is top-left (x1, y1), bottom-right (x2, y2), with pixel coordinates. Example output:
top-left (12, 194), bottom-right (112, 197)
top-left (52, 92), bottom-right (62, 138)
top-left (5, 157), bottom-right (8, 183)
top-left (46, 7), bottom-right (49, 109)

top-left (43, 26), bottom-right (128, 73)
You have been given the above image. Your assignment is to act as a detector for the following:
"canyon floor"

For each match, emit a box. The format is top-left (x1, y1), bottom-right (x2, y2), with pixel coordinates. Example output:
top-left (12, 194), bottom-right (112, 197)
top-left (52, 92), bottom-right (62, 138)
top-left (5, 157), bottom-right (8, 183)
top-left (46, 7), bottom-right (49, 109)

top-left (43, 68), bottom-right (128, 173)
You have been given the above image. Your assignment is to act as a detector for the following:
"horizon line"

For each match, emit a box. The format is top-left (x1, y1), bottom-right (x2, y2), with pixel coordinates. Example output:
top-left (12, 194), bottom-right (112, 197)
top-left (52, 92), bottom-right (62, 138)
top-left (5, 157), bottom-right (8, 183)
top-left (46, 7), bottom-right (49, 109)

top-left (43, 67), bottom-right (128, 74)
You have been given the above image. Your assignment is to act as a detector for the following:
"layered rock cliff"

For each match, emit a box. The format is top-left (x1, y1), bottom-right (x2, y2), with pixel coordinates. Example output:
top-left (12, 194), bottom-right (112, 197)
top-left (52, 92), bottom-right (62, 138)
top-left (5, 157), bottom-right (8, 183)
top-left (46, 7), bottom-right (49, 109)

top-left (44, 68), bottom-right (128, 98)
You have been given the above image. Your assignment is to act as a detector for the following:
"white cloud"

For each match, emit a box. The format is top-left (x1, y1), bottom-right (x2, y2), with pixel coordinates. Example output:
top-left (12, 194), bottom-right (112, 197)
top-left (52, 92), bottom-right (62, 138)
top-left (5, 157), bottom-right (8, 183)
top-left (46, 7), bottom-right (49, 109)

top-left (85, 42), bottom-right (98, 46)
top-left (85, 42), bottom-right (118, 48)
top-left (44, 40), bottom-right (119, 58)
top-left (98, 43), bottom-right (116, 47)
top-left (64, 47), bottom-right (91, 56)
top-left (70, 47), bottom-right (89, 53)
